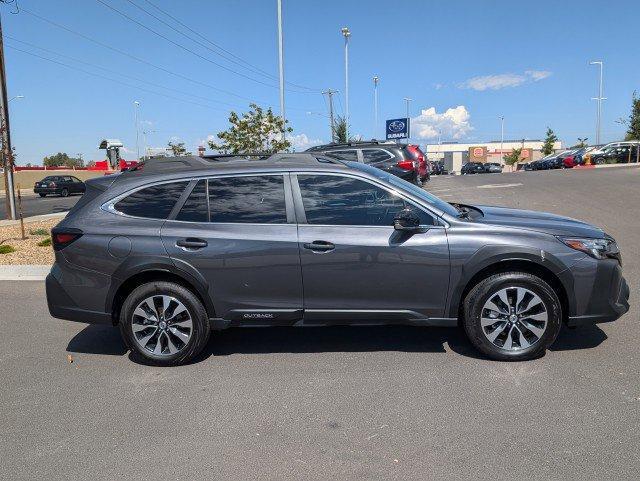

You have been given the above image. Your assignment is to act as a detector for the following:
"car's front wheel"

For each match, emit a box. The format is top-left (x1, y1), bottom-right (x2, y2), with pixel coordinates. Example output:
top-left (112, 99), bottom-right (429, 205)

top-left (119, 281), bottom-right (211, 366)
top-left (463, 272), bottom-right (562, 361)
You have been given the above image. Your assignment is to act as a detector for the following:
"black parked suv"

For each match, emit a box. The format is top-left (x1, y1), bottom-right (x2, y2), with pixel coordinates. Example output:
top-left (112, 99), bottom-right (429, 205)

top-left (307, 140), bottom-right (429, 185)
top-left (46, 154), bottom-right (629, 365)
top-left (34, 175), bottom-right (86, 197)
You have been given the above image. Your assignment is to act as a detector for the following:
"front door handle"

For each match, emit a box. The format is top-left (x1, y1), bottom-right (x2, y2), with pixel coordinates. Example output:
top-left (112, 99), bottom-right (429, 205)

top-left (176, 238), bottom-right (208, 250)
top-left (303, 240), bottom-right (335, 252)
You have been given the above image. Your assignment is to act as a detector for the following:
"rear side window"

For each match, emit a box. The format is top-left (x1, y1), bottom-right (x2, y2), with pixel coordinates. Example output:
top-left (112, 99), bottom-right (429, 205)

top-left (208, 175), bottom-right (286, 224)
top-left (114, 181), bottom-right (187, 219)
top-left (362, 149), bottom-right (393, 164)
top-left (326, 150), bottom-right (358, 161)
top-left (177, 180), bottom-right (208, 222)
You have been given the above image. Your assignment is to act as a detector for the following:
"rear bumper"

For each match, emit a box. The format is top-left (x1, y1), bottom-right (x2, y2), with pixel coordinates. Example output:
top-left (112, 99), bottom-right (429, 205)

top-left (46, 270), bottom-right (112, 324)
top-left (566, 262), bottom-right (630, 327)
top-left (34, 187), bottom-right (60, 194)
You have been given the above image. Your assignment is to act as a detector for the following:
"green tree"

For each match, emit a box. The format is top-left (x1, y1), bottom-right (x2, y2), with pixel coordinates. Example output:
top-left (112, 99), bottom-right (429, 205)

top-left (619, 91), bottom-right (640, 141)
top-left (333, 115), bottom-right (348, 143)
top-left (208, 103), bottom-right (292, 154)
top-left (541, 127), bottom-right (558, 156)
top-left (503, 147), bottom-right (522, 166)
top-left (43, 152), bottom-right (83, 168)
top-left (167, 141), bottom-right (191, 156)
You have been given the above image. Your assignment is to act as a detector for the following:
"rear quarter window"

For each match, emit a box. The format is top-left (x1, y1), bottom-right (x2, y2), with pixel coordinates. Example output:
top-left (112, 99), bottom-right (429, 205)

top-left (114, 181), bottom-right (188, 219)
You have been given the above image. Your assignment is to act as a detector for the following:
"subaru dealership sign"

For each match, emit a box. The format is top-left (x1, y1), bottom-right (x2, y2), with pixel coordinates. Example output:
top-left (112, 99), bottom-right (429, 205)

top-left (386, 118), bottom-right (409, 140)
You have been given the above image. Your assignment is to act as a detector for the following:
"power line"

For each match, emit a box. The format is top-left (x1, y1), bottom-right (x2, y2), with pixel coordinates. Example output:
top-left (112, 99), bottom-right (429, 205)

top-left (7, 45), bottom-right (234, 112)
top-left (19, 6), bottom-right (270, 105)
top-left (5, 35), bottom-right (245, 110)
top-left (95, 0), bottom-right (304, 92)
top-left (138, 0), bottom-right (320, 92)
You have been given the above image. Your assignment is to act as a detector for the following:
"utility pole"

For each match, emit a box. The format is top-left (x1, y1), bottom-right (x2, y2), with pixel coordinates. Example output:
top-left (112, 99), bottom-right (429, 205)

top-left (322, 89), bottom-right (337, 142)
top-left (341, 27), bottom-right (351, 142)
top-left (277, 0), bottom-right (286, 140)
top-left (403, 97), bottom-right (412, 142)
top-left (134, 100), bottom-right (140, 161)
top-left (0, 15), bottom-right (16, 220)
top-left (373, 76), bottom-right (379, 139)
top-left (589, 61), bottom-right (606, 145)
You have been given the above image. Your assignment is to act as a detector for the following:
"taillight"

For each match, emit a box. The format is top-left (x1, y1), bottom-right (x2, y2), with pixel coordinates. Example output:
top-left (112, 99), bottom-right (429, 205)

top-left (397, 160), bottom-right (415, 171)
top-left (51, 228), bottom-right (83, 251)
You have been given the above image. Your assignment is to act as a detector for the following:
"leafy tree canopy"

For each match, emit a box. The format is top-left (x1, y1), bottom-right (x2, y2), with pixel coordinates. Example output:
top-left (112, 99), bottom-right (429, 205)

top-left (43, 152), bottom-right (83, 168)
top-left (541, 127), bottom-right (558, 156)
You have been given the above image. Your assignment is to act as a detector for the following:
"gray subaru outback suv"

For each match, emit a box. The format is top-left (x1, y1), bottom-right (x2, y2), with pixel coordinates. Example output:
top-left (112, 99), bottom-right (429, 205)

top-left (46, 153), bottom-right (629, 365)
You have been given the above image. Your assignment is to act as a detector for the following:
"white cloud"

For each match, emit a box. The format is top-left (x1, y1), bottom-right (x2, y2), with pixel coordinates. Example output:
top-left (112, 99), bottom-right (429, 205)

top-left (458, 70), bottom-right (552, 91)
top-left (289, 133), bottom-right (323, 151)
top-left (411, 105), bottom-right (473, 140)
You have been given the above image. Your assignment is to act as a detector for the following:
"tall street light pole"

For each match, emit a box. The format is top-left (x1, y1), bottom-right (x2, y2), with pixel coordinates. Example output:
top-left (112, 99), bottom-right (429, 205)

top-left (133, 100), bottom-right (140, 161)
top-left (500, 116), bottom-right (504, 160)
top-left (277, 0), bottom-right (286, 140)
top-left (403, 97), bottom-right (412, 142)
top-left (341, 27), bottom-right (351, 142)
top-left (589, 61), bottom-right (606, 145)
top-left (373, 76), bottom-right (379, 139)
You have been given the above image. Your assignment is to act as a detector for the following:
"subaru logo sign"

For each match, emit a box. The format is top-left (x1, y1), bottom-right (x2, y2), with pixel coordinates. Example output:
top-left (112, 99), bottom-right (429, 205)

top-left (386, 118), bottom-right (410, 140)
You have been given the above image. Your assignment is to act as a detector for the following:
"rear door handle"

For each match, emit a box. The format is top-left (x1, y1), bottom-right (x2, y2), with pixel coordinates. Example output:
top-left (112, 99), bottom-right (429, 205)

top-left (176, 238), bottom-right (208, 250)
top-left (303, 240), bottom-right (335, 252)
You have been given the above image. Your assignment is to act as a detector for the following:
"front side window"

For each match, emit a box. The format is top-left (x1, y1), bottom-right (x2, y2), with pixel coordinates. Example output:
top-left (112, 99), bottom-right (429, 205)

top-left (207, 175), bottom-right (287, 224)
top-left (114, 181), bottom-right (188, 219)
top-left (297, 174), bottom-right (434, 226)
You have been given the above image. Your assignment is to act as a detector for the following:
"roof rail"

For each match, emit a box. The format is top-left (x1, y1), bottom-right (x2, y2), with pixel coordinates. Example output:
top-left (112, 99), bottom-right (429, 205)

top-left (306, 139), bottom-right (396, 151)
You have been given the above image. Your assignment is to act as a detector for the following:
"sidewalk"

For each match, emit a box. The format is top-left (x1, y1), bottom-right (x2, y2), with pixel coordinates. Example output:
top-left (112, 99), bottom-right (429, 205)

top-left (0, 264), bottom-right (50, 281)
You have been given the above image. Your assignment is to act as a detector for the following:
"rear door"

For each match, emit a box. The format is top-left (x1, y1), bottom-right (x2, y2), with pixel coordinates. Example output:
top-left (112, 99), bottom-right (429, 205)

top-left (161, 173), bottom-right (303, 324)
top-left (292, 172), bottom-right (450, 323)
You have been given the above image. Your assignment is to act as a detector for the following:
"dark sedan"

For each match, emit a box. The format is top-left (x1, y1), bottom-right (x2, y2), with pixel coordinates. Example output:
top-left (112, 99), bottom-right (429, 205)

top-left (34, 175), bottom-right (86, 197)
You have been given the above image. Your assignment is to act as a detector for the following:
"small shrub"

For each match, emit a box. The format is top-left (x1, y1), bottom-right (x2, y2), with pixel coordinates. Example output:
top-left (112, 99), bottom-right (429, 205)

top-left (37, 237), bottom-right (52, 247)
top-left (29, 228), bottom-right (49, 236)
top-left (0, 245), bottom-right (16, 254)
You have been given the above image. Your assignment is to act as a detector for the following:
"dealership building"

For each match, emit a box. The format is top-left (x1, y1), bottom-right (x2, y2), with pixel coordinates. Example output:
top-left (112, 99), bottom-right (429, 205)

top-left (424, 139), bottom-right (564, 173)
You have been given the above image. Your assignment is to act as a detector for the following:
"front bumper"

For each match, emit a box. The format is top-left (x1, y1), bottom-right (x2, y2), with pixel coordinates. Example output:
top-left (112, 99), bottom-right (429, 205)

top-left (566, 260), bottom-right (630, 327)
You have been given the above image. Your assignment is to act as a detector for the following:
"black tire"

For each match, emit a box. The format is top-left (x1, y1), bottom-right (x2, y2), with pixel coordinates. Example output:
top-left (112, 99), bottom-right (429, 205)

top-left (39, 193), bottom-right (46, 197)
top-left (119, 281), bottom-right (211, 366)
top-left (462, 272), bottom-right (562, 361)
top-left (60, 188), bottom-right (69, 197)
top-left (594, 157), bottom-right (604, 165)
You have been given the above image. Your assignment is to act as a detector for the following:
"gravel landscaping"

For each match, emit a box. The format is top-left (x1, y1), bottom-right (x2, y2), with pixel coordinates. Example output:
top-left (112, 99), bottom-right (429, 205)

top-left (0, 218), bottom-right (58, 265)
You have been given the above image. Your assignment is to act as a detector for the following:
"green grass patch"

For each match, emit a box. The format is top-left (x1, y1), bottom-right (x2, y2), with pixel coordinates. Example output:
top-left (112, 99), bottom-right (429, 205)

top-left (29, 228), bottom-right (49, 236)
top-left (37, 237), bottom-right (52, 247)
top-left (0, 245), bottom-right (16, 254)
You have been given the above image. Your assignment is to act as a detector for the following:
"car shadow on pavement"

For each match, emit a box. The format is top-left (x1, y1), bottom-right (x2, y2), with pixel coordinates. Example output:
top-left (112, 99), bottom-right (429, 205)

top-left (65, 323), bottom-right (608, 365)
top-left (66, 324), bottom-right (127, 356)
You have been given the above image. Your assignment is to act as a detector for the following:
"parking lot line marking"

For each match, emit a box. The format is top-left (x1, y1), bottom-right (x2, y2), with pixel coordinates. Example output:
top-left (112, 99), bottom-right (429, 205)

top-left (477, 183), bottom-right (523, 189)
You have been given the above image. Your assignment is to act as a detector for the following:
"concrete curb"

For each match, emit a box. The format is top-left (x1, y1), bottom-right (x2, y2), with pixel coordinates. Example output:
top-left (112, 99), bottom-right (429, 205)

top-left (0, 211), bottom-right (67, 227)
top-left (0, 264), bottom-right (50, 281)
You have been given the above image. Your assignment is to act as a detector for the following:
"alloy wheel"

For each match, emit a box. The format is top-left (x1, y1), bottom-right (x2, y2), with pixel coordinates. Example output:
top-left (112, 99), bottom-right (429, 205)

top-left (480, 286), bottom-right (548, 351)
top-left (131, 295), bottom-right (193, 356)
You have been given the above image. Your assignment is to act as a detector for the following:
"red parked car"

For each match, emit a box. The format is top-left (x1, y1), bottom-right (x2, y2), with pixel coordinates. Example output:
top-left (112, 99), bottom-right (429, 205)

top-left (406, 144), bottom-right (430, 183)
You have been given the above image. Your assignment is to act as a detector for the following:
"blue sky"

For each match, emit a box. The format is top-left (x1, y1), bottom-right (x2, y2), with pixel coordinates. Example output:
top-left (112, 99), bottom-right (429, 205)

top-left (4, 0), bottom-right (639, 164)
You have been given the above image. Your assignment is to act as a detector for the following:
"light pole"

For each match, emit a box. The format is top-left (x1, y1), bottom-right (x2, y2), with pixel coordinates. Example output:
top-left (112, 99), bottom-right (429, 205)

top-left (8, 95), bottom-right (23, 103)
top-left (142, 129), bottom-right (156, 160)
top-left (403, 97), bottom-right (412, 141)
top-left (341, 27), bottom-right (351, 142)
top-left (133, 100), bottom-right (140, 161)
top-left (277, 0), bottom-right (286, 140)
top-left (500, 116), bottom-right (504, 161)
top-left (589, 61), bottom-right (606, 145)
top-left (373, 76), bottom-right (379, 139)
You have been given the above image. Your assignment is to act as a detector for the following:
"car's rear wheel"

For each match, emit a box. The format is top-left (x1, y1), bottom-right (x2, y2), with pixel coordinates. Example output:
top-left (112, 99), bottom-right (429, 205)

top-left (39, 193), bottom-right (46, 197)
top-left (463, 272), bottom-right (562, 361)
top-left (60, 188), bottom-right (69, 197)
top-left (119, 281), bottom-right (211, 366)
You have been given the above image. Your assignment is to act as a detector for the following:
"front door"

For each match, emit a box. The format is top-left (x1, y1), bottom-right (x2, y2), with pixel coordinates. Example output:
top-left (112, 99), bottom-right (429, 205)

top-left (292, 173), bottom-right (450, 324)
top-left (161, 174), bottom-right (303, 325)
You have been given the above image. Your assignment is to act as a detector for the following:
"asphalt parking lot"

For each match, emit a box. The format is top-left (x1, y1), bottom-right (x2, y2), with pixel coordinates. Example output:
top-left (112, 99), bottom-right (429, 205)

top-left (1, 165), bottom-right (639, 480)
top-left (0, 193), bottom-right (78, 220)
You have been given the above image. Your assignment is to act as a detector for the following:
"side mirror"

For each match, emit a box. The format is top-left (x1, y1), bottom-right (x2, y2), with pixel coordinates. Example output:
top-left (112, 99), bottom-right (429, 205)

top-left (393, 208), bottom-right (421, 231)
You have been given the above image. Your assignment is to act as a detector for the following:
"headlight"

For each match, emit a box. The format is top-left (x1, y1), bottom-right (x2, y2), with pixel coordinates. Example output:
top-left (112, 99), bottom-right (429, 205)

top-left (558, 236), bottom-right (620, 262)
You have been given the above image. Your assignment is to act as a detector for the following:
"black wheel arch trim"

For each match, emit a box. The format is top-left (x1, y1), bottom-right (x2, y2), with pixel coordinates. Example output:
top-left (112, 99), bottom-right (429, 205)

top-left (445, 245), bottom-right (576, 319)
top-left (105, 255), bottom-right (215, 321)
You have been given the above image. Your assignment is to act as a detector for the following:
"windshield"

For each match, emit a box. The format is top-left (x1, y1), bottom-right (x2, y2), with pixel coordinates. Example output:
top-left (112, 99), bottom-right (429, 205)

top-left (347, 161), bottom-right (460, 217)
